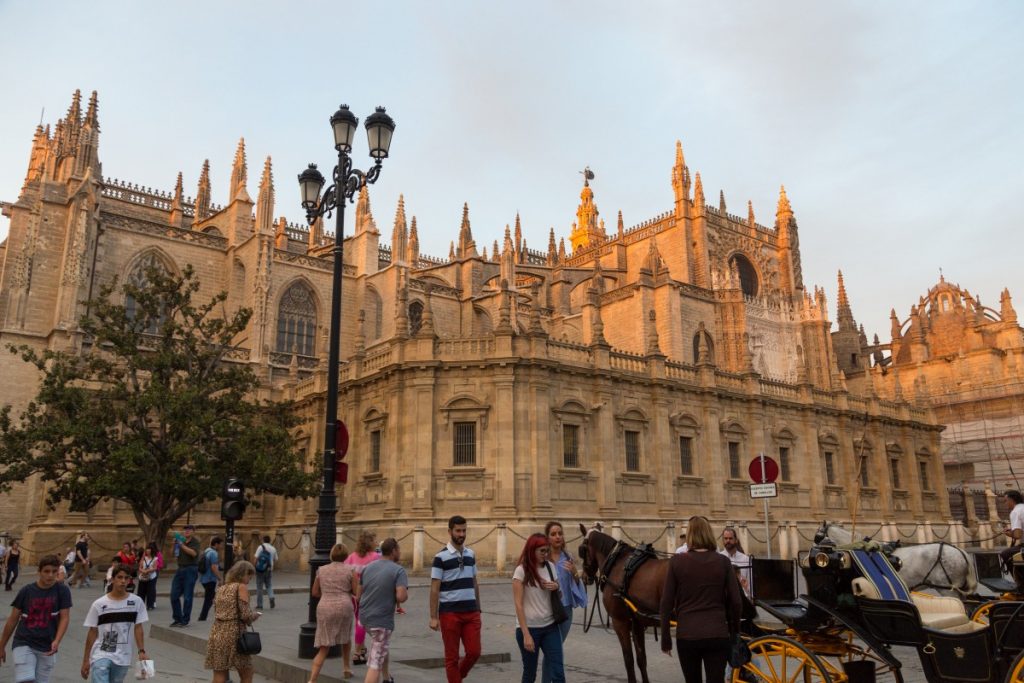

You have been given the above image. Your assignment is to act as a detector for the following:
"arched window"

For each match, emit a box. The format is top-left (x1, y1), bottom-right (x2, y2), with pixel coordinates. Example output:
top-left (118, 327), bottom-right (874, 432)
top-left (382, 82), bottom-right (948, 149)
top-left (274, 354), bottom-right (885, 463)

top-left (276, 282), bottom-right (317, 356)
top-left (729, 254), bottom-right (759, 297)
top-left (409, 301), bottom-right (424, 336)
top-left (366, 288), bottom-right (383, 341)
top-left (125, 252), bottom-right (172, 334)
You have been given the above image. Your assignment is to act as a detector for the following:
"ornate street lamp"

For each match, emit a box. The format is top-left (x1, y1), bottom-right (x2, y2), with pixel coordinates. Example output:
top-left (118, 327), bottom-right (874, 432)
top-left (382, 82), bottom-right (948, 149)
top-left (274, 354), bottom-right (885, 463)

top-left (296, 103), bottom-right (395, 658)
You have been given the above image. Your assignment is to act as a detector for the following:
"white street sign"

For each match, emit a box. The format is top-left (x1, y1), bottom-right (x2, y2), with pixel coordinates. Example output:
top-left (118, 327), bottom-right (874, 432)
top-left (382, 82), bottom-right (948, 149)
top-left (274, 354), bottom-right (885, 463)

top-left (749, 483), bottom-right (778, 499)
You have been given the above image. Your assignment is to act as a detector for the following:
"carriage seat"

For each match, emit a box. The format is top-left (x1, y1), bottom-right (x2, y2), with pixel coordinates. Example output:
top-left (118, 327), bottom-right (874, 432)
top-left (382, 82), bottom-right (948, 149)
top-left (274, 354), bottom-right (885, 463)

top-left (851, 577), bottom-right (977, 631)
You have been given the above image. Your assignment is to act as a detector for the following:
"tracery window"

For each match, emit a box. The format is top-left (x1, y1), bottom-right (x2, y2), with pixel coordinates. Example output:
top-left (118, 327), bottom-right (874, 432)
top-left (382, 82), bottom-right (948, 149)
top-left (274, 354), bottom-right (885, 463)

top-left (409, 300), bottom-right (424, 336)
top-left (729, 254), bottom-right (759, 297)
top-left (276, 282), bottom-right (317, 356)
top-left (125, 252), bottom-right (171, 334)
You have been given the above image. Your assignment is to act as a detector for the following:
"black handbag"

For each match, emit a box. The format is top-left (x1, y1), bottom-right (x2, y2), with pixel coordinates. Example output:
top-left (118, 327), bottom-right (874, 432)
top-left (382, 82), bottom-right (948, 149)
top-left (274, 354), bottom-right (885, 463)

top-left (545, 563), bottom-right (570, 626)
top-left (234, 585), bottom-right (262, 655)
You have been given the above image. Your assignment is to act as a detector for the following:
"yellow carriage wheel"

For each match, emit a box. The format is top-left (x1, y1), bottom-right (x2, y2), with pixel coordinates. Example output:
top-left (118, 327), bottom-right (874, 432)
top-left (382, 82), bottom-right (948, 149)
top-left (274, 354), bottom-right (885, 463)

top-left (733, 636), bottom-right (835, 683)
top-left (973, 600), bottom-right (999, 624)
top-left (1005, 649), bottom-right (1024, 683)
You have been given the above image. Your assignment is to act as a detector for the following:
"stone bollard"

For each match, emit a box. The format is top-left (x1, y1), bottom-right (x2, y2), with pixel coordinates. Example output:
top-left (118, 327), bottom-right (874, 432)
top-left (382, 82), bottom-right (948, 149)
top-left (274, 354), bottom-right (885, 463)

top-left (496, 523), bottom-right (507, 573)
top-left (788, 522), bottom-right (799, 559)
top-left (888, 521), bottom-right (899, 543)
top-left (336, 525), bottom-right (345, 546)
top-left (666, 522), bottom-right (676, 555)
top-left (299, 528), bottom-right (311, 569)
top-left (413, 526), bottom-right (424, 571)
top-left (611, 521), bottom-right (622, 541)
top-left (950, 520), bottom-right (962, 546)
top-left (738, 523), bottom-right (750, 557)
top-left (923, 520), bottom-right (933, 543)
top-left (916, 522), bottom-right (927, 545)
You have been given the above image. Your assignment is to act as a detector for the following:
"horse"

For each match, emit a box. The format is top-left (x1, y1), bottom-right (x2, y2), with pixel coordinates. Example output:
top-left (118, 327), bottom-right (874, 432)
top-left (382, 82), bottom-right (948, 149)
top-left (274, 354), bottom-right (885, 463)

top-left (821, 522), bottom-right (978, 594)
top-left (577, 523), bottom-right (671, 683)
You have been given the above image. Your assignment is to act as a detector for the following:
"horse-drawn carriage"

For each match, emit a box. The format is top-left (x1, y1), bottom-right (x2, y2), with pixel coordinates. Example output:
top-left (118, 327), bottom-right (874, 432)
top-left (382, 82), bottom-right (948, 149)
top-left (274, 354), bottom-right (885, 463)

top-left (578, 523), bottom-right (1024, 683)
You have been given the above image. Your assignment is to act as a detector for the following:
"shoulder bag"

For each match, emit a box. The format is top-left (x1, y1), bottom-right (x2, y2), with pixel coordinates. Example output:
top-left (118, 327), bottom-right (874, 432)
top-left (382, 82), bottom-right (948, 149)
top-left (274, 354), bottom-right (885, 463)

top-left (544, 562), bottom-right (570, 626)
top-left (235, 585), bottom-right (262, 655)
top-left (724, 558), bottom-right (750, 668)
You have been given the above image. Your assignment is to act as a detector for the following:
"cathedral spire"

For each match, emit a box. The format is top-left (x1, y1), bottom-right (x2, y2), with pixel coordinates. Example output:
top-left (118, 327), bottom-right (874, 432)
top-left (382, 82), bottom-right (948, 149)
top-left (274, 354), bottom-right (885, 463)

top-left (492, 239), bottom-right (499, 262)
top-left (354, 185), bottom-right (376, 234)
top-left (193, 159), bottom-right (211, 225)
top-left (836, 270), bottom-right (856, 330)
top-left (229, 138), bottom-right (249, 202)
top-left (671, 140), bottom-right (690, 207)
top-left (407, 216), bottom-right (419, 265)
top-left (570, 167), bottom-right (602, 251)
top-left (84, 90), bottom-right (99, 129)
top-left (514, 212), bottom-right (523, 255)
top-left (747, 200), bottom-right (755, 227)
top-left (67, 89), bottom-right (83, 127)
top-left (719, 190), bottom-right (727, 213)
top-left (890, 308), bottom-right (902, 341)
top-left (1002, 288), bottom-right (1018, 323)
top-left (693, 172), bottom-right (705, 214)
top-left (169, 171), bottom-right (184, 228)
top-left (547, 228), bottom-right (557, 266)
top-left (776, 185), bottom-right (792, 220)
top-left (255, 156), bottom-right (275, 236)
top-left (617, 210), bottom-right (624, 239)
top-left (457, 202), bottom-right (477, 258)
top-left (558, 237), bottom-right (566, 263)
top-left (391, 194), bottom-right (408, 265)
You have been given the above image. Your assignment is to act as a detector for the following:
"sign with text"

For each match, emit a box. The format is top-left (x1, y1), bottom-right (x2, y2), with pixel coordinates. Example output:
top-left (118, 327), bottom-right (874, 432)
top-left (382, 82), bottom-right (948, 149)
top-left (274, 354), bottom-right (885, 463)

top-left (749, 483), bottom-right (778, 499)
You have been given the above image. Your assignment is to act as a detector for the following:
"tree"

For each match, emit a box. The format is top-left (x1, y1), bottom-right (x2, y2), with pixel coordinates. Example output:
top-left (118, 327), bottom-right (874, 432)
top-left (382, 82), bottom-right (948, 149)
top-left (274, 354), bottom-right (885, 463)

top-left (0, 264), bottom-right (320, 543)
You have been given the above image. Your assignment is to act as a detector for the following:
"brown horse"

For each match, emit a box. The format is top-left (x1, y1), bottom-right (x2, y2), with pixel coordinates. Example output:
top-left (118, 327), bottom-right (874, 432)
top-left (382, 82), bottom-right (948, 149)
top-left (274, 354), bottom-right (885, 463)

top-left (578, 524), bottom-right (672, 683)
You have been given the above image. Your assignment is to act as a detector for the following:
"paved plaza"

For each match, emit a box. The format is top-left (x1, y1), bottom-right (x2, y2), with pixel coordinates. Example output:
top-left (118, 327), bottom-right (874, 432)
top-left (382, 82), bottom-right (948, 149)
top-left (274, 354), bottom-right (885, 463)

top-left (2, 569), bottom-right (939, 683)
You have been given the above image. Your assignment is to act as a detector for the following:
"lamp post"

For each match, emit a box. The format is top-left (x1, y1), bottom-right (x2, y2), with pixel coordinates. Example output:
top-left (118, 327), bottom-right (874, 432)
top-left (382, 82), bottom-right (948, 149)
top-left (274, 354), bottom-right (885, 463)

top-left (296, 103), bottom-right (395, 658)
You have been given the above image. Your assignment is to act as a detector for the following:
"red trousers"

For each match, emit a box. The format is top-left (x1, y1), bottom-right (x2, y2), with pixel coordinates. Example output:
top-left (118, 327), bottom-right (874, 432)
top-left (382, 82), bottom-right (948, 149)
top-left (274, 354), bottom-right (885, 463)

top-left (439, 610), bottom-right (482, 683)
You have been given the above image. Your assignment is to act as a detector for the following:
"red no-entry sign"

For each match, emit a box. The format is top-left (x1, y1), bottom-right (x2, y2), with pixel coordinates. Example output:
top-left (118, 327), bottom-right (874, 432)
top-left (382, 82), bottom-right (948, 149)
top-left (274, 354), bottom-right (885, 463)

top-left (749, 455), bottom-right (779, 484)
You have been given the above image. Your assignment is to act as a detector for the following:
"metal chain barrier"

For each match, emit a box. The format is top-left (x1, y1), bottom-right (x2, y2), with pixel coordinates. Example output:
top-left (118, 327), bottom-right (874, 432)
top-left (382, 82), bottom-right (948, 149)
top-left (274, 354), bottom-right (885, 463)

top-left (274, 531), bottom-right (305, 550)
top-left (393, 528), bottom-right (415, 543)
top-left (13, 534), bottom-right (79, 556)
top-left (746, 526), bottom-right (781, 543)
top-left (896, 525), bottom-right (921, 540)
top-left (423, 529), bottom-right (450, 546)
top-left (796, 526), bottom-right (820, 542)
top-left (931, 524), bottom-right (951, 540)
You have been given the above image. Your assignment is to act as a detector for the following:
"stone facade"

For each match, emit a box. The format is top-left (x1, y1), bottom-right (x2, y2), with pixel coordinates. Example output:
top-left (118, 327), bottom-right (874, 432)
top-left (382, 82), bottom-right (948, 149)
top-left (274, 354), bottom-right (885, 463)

top-left (833, 272), bottom-right (1024, 490)
top-left (0, 91), bottom-right (949, 564)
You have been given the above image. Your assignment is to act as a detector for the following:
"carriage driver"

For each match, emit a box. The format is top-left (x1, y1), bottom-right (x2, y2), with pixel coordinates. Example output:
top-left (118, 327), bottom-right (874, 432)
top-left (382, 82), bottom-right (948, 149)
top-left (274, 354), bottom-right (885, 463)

top-left (1000, 490), bottom-right (1024, 583)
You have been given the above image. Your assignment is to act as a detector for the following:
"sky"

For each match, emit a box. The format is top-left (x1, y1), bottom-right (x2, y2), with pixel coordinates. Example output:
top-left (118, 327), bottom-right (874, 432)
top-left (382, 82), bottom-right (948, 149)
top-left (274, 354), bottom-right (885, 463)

top-left (0, 1), bottom-right (1022, 340)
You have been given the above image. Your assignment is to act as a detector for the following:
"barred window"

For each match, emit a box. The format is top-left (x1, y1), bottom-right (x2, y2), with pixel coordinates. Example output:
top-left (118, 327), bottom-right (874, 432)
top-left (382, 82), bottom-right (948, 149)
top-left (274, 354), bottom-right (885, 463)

top-left (919, 460), bottom-right (931, 491)
top-left (679, 436), bottom-right (694, 476)
top-left (860, 455), bottom-right (870, 488)
top-left (778, 446), bottom-right (790, 481)
top-left (728, 442), bottom-right (741, 478)
top-left (824, 451), bottom-right (836, 485)
top-left (453, 422), bottom-right (476, 466)
top-left (889, 458), bottom-right (901, 489)
top-left (370, 429), bottom-right (381, 473)
top-left (625, 430), bottom-right (641, 472)
top-left (562, 424), bottom-right (580, 468)
top-left (276, 282), bottom-right (317, 355)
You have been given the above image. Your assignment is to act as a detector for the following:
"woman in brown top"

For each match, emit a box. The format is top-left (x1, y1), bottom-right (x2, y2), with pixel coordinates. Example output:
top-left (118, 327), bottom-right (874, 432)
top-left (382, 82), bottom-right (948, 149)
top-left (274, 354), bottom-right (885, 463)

top-left (660, 516), bottom-right (742, 683)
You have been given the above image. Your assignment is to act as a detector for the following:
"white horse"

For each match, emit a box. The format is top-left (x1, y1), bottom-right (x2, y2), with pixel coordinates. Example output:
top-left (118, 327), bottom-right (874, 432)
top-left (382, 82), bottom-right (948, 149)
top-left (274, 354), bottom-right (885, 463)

top-left (822, 522), bottom-right (977, 594)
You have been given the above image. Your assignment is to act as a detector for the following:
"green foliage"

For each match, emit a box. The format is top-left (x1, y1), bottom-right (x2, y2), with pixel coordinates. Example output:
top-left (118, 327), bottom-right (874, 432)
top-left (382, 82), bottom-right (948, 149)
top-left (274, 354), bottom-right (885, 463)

top-left (0, 265), bottom-right (320, 542)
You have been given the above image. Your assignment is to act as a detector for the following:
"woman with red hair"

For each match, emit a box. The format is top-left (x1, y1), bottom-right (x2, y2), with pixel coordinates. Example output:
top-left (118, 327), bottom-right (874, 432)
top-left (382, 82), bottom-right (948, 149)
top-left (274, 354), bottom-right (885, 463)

top-left (512, 533), bottom-right (565, 683)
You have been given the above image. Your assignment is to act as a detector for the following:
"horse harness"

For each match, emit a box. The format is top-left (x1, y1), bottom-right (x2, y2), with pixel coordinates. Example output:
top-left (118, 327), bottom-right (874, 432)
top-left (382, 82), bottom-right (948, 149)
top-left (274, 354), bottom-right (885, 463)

top-left (595, 540), bottom-right (660, 618)
top-left (911, 541), bottom-right (969, 593)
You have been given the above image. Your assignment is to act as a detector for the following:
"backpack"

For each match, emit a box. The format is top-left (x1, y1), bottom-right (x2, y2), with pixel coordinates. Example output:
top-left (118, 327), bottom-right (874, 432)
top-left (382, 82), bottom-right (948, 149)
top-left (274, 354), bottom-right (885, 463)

top-left (198, 547), bottom-right (212, 574)
top-left (255, 544), bottom-right (272, 573)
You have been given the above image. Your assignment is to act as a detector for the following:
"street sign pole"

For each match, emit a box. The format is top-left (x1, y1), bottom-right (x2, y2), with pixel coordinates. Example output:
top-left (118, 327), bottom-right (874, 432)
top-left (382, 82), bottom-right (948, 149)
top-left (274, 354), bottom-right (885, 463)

top-left (760, 452), bottom-right (771, 559)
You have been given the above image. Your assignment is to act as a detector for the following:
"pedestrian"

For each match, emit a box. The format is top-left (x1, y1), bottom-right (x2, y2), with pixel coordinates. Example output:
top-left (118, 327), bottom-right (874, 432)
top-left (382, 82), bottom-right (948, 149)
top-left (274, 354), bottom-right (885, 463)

top-left (0, 554), bottom-right (72, 683)
top-left (359, 538), bottom-right (408, 683)
top-left (63, 547), bottom-right (77, 577)
top-left (115, 542), bottom-right (138, 593)
top-left (309, 543), bottom-right (360, 682)
top-left (719, 527), bottom-right (751, 597)
top-left (136, 545), bottom-right (160, 612)
top-left (1000, 490), bottom-right (1024, 580)
top-left (70, 532), bottom-right (92, 588)
top-left (675, 529), bottom-right (689, 554)
top-left (512, 533), bottom-right (566, 683)
top-left (3, 541), bottom-right (21, 591)
top-left (660, 516), bottom-right (743, 683)
top-left (253, 534), bottom-right (279, 610)
top-left (169, 524), bottom-right (201, 627)
top-left (203, 560), bottom-right (260, 683)
top-left (198, 536), bottom-right (224, 622)
top-left (344, 530), bottom-right (379, 666)
top-left (544, 521), bottom-right (586, 654)
top-left (429, 515), bottom-right (482, 683)
top-left (147, 542), bottom-right (163, 611)
top-left (81, 563), bottom-right (150, 683)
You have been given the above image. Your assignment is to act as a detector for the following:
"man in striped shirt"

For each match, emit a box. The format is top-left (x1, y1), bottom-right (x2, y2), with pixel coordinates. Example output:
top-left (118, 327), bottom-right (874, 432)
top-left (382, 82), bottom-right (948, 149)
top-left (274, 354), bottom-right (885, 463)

top-left (429, 515), bottom-right (481, 683)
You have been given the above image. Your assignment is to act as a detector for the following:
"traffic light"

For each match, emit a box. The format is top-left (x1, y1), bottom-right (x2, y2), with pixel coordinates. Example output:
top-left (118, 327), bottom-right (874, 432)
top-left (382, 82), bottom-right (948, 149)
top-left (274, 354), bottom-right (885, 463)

top-left (221, 478), bottom-right (246, 521)
top-left (335, 421), bottom-right (349, 485)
